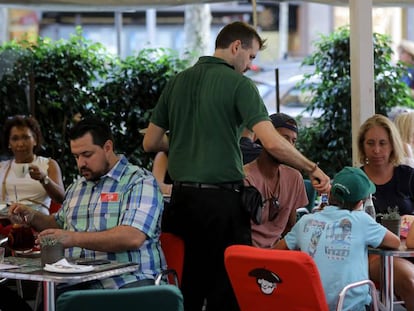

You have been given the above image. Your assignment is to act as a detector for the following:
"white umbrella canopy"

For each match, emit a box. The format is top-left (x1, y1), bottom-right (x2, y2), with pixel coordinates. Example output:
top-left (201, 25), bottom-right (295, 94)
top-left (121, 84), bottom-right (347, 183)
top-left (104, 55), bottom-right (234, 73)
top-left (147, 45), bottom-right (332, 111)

top-left (310, 0), bottom-right (414, 5)
top-left (0, 0), bottom-right (414, 10)
top-left (0, 0), bottom-right (414, 7)
top-left (0, 0), bottom-right (232, 11)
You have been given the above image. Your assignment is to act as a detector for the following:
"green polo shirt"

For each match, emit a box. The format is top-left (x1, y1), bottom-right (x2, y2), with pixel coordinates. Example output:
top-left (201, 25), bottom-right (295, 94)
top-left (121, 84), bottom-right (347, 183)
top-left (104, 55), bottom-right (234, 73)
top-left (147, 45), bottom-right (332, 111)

top-left (151, 56), bottom-right (269, 183)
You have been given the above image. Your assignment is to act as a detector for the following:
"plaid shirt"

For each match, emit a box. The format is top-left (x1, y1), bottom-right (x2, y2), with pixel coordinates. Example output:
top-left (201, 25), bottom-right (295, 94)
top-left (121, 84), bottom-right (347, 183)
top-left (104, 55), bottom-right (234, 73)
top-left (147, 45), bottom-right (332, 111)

top-left (55, 155), bottom-right (166, 288)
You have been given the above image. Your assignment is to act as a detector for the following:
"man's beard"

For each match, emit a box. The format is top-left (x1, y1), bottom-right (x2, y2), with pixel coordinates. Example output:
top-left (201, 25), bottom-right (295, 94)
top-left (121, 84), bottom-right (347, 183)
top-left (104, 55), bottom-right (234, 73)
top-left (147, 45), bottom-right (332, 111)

top-left (80, 161), bottom-right (110, 181)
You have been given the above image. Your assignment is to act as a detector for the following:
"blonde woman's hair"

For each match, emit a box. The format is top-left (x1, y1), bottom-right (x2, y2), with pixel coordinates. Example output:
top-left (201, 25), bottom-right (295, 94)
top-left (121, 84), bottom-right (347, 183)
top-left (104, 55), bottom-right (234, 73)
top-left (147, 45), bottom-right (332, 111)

top-left (394, 112), bottom-right (414, 150)
top-left (357, 114), bottom-right (404, 166)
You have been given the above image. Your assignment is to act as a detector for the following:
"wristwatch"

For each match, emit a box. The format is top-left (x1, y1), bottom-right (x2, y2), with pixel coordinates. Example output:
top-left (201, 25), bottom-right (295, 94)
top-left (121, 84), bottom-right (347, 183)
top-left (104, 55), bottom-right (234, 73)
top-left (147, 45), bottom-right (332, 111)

top-left (40, 175), bottom-right (50, 185)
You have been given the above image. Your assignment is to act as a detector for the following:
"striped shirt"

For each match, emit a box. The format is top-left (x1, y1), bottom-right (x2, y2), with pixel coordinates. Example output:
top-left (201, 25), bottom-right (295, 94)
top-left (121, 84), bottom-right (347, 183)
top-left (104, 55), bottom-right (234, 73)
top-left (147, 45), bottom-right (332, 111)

top-left (55, 155), bottom-right (166, 288)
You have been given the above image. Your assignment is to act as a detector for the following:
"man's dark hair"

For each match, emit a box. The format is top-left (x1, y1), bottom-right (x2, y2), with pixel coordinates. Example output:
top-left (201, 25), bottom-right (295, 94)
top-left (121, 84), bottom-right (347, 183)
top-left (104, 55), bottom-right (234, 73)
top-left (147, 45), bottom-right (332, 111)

top-left (329, 195), bottom-right (359, 212)
top-left (215, 21), bottom-right (266, 50)
top-left (69, 118), bottom-right (114, 148)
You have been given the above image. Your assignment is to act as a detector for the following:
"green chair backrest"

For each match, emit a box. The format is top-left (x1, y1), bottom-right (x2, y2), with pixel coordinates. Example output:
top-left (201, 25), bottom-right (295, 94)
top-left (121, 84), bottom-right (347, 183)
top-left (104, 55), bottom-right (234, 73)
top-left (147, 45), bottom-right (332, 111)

top-left (56, 284), bottom-right (184, 311)
top-left (304, 179), bottom-right (317, 212)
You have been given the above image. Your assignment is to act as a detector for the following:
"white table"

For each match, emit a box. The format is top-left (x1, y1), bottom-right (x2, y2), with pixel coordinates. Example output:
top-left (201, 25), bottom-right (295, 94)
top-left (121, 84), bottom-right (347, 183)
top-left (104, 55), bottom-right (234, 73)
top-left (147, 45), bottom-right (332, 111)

top-left (369, 243), bottom-right (414, 311)
top-left (0, 256), bottom-right (139, 311)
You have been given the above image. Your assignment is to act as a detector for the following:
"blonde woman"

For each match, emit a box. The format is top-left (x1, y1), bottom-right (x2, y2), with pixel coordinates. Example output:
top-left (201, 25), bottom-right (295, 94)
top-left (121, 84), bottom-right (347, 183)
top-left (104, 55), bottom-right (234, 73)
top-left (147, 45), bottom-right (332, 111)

top-left (358, 114), bottom-right (414, 310)
top-left (394, 112), bottom-right (414, 167)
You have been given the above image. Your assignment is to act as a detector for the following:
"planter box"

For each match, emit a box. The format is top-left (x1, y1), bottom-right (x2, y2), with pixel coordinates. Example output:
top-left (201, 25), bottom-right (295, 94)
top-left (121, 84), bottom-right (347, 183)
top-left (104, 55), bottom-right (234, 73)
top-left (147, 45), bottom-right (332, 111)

top-left (381, 218), bottom-right (401, 237)
top-left (41, 243), bottom-right (64, 267)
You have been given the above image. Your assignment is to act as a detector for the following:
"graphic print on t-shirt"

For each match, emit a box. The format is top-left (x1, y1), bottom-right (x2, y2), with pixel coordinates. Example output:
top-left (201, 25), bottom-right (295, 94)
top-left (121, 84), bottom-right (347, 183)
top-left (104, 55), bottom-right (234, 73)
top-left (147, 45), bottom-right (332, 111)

top-left (303, 219), bottom-right (326, 257)
top-left (324, 218), bottom-right (352, 260)
top-left (303, 218), bottom-right (352, 259)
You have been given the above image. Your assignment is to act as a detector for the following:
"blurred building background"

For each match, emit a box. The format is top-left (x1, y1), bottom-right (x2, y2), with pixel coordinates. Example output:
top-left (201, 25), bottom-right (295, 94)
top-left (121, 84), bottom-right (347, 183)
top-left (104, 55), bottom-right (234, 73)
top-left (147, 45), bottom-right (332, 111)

top-left (0, 1), bottom-right (413, 67)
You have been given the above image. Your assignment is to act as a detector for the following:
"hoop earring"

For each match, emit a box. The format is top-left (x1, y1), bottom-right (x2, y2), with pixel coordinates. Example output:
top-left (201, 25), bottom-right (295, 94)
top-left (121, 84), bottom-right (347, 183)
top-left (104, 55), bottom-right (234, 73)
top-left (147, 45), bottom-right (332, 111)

top-left (365, 157), bottom-right (369, 165)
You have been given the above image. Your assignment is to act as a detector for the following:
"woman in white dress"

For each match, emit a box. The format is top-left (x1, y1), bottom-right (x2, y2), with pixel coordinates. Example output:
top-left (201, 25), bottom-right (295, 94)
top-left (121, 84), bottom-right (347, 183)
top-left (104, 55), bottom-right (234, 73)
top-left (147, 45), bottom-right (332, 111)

top-left (0, 115), bottom-right (65, 215)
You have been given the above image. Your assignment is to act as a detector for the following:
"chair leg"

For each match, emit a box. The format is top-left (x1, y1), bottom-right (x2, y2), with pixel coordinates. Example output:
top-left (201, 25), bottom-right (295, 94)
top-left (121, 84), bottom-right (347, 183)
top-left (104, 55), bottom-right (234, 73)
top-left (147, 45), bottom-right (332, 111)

top-left (34, 282), bottom-right (42, 311)
top-left (16, 280), bottom-right (23, 298)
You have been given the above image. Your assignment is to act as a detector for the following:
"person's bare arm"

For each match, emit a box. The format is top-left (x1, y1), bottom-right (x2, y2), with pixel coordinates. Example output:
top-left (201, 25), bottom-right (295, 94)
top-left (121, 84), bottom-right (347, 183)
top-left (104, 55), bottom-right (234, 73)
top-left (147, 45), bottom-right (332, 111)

top-left (38, 225), bottom-right (145, 252)
top-left (282, 208), bottom-right (297, 237)
top-left (406, 224), bottom-right (414, 248)
top-left (152, 152), bottom-right (172, 196)
top-left (28, 159), bottom-right (65, 203)
top-left (378, 230), bottom-right (400, 249)
top-left (253, 120), bottom-right (330, 193)
top-left (44, 159), bottom-right (65, 203)
top-left (8, 202), bottom-right (59, 232)
top-left (273, 238), bottom-right (289, 250)
top-left (143, 123), bottom-right (169, 153)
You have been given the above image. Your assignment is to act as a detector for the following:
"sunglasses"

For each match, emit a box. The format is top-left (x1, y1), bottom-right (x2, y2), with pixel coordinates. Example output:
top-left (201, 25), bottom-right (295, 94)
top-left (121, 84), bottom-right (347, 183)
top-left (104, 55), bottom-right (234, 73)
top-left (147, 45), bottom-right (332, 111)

top-left (263, 196), bottom-right (280, 221)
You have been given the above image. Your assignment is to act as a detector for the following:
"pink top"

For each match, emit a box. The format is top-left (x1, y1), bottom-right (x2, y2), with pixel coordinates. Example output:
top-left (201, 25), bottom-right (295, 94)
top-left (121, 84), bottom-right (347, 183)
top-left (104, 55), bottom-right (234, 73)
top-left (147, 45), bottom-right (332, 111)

top-left (244, 162), bottom-right (308, 248)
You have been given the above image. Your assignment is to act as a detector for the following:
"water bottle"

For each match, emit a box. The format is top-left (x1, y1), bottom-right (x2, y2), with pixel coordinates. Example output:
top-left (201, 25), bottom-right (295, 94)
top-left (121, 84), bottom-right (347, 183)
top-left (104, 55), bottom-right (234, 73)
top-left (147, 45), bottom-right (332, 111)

top-left (364, 194), bottom-right (376, 220)
top-left (318, 193), bottom-right (329, 211)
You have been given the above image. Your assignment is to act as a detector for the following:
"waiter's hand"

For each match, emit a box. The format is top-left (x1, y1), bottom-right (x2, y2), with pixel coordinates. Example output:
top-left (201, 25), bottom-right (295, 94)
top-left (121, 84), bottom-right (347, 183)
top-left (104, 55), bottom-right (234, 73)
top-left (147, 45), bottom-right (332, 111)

top-left (309, 167), bottom-right (331, 194)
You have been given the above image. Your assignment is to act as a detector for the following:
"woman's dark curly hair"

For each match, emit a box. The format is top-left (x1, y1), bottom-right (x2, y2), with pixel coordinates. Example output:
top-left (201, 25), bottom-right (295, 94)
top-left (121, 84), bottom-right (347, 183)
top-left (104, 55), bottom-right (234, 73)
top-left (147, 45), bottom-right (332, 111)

top-left (2, 115), bottom-right (43, 154)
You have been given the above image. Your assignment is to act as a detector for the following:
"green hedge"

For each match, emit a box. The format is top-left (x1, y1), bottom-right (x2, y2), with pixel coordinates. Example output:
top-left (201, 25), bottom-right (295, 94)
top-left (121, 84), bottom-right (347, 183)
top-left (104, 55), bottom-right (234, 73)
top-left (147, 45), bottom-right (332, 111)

top-left (0, 27), bottom-right (189, 186)
top-left (296, 27), bottom-right (414, 178)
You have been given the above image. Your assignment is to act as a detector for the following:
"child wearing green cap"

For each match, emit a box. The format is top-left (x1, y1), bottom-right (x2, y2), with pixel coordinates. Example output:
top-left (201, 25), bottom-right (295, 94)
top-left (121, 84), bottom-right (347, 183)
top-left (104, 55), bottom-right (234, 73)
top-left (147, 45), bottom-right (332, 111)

top-left (274, 166), bottom-right (400, 310)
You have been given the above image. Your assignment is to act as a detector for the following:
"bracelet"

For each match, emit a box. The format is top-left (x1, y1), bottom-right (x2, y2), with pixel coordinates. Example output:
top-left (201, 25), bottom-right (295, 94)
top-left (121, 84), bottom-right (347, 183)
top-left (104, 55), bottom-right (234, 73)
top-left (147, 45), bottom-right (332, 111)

top-left (309, 163), bottom-right (318, 174)
top-left (40, 175), bottom-right (50, 185)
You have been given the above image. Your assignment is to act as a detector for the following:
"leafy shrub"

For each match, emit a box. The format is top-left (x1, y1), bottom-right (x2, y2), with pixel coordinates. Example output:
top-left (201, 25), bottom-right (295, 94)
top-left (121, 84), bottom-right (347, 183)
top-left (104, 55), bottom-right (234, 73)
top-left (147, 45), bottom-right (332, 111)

top-left (0, 28), bottom-right (189, 187)
top-left (95, 48), bottom-right (188, 168)
top-left (0, 30), bottom-right (110, 185)
top-left (296, 27), bottom-right (414, 178)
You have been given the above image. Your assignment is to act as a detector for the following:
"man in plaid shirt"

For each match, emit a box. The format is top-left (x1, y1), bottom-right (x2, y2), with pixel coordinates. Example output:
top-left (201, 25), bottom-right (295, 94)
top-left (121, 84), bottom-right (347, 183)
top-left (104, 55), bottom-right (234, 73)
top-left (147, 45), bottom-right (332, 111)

top-left (9, 118), bottom-right (166, 290)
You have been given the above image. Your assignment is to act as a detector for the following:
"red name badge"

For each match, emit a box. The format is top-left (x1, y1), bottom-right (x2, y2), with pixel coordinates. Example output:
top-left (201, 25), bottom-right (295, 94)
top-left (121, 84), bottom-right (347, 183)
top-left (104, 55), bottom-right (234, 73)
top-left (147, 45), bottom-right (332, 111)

top-left (101, 192), bottom-right (119, 202)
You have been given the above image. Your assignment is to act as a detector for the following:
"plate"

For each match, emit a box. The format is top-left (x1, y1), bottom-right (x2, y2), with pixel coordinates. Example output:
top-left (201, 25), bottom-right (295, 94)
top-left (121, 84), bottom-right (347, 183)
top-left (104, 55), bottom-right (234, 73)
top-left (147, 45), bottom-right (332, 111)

top-left (14, 249), bottom-right (41, 258)
top-left (44, 264), bottom-right (94, 273)
top-left (14, 249), bottom-right (37, 254)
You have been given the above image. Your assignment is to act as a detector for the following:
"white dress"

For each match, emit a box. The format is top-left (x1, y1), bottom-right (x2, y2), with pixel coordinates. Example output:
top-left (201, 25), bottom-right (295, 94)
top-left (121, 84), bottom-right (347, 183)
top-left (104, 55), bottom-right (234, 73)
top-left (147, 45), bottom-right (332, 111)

top-left (0, 156), bottom-right (51, 214)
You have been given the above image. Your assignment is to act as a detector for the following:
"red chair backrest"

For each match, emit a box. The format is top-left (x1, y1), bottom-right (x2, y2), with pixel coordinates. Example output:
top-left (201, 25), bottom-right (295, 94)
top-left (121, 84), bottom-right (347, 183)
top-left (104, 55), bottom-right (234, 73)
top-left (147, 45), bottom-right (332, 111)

top-left (224, 245), bottom-right (329, 311)
top-left (160, 232), bottom-right (184, 286)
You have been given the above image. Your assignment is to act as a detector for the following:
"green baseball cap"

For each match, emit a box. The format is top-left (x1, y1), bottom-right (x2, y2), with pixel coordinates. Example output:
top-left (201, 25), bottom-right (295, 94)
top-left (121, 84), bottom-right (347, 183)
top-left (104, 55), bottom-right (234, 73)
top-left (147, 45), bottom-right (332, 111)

top-left (331, 167), bottom-right (376, 203)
